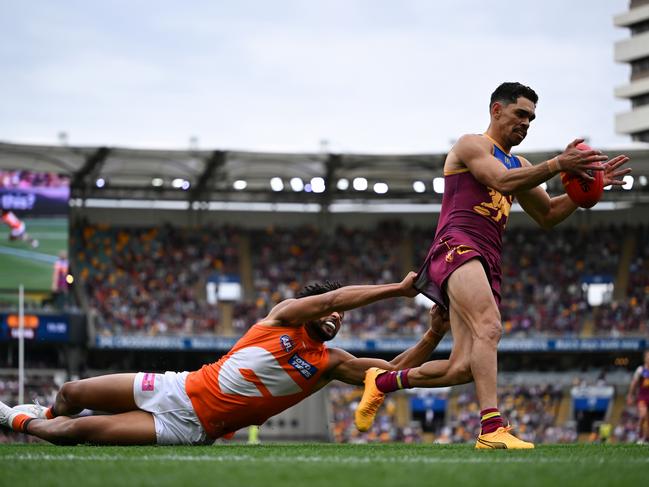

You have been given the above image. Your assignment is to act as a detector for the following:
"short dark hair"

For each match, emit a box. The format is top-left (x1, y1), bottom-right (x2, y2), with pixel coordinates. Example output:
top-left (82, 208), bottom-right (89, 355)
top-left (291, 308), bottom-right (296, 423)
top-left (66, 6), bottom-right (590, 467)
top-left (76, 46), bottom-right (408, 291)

top-left (296, 280), bottom-right (342, 298)
top-left (490, 82), bottom-right (538, 109)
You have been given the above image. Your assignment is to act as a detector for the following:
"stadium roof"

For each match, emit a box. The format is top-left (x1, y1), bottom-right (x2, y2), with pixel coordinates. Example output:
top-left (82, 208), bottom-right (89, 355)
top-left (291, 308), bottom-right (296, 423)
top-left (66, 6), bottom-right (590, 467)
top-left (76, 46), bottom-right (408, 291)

top-left (1, 141), bottom-right (648, 207)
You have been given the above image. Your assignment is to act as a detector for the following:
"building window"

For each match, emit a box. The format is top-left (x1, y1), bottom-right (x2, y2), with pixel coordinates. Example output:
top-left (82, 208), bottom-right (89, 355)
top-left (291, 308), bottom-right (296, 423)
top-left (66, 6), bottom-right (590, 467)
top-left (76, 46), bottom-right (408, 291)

top-left (632, 130), bottom-right (649, 142)
top-left (631, 56), bottom-right (649, 80)
top-left (631, 19), bottom-right (649, 35)
top-left (631, 93), bottom-right (649, 108)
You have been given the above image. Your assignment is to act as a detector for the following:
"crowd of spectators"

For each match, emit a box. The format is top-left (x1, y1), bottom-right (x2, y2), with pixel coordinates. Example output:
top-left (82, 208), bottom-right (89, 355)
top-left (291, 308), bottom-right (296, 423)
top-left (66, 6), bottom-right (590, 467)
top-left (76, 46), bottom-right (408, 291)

top-left (499, 225), bottom-right (622, 336)
top-left (0, 170), bottom-right (69, 189)
top-left (247, 222), bottom-right (415, 338)
top-left (440, 384), bottom-right (576, 444)
top-left (72, 220), bottom-right (647, 337)
top-left (327, 382), bottom-right (581, 444)
top-left (594, 224), bottom-right (649, 335)
top-left (613, 403), bottom-right (642, 444)
top-left (73, 223), bottom-right (240, 336)
top-left (328, 383), bottom-right (423, 443)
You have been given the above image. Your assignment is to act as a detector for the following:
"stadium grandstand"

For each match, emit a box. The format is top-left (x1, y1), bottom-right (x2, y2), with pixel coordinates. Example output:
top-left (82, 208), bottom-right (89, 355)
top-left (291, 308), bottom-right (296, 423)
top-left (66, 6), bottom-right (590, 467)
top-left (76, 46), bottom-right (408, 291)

top-left (1, 141), bottom-right (648, 444)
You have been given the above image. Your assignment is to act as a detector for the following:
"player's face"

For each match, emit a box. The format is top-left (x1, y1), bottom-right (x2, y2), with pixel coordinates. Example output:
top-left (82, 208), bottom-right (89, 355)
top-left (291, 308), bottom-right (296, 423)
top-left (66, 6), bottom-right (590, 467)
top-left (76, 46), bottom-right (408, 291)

top-left (495, 97), bottom-right (536, 147)
top-left (306, 311), bottom-right (344, 342)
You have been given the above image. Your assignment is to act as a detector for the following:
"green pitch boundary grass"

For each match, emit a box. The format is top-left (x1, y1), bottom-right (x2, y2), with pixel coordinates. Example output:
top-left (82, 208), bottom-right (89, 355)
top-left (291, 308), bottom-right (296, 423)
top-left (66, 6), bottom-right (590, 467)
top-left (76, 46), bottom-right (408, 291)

top-left (0, 443), bottom-right (647, 487)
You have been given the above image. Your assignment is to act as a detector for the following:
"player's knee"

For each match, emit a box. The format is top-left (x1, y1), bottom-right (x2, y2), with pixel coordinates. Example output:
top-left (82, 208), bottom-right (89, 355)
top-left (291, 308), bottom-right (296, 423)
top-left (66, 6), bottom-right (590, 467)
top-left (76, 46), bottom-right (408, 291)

top-left (58, 381), bottom-right (83, 406)
top-left (474, 313), bottom-right (502, 344)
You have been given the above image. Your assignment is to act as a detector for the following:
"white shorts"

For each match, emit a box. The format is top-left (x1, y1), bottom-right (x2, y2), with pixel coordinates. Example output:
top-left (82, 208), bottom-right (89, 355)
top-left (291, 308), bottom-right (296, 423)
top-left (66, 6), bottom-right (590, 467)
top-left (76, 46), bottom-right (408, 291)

top-left (10, 222), bottom-right (25, 238)
top-left (133, 371), bottom-right (211, 445)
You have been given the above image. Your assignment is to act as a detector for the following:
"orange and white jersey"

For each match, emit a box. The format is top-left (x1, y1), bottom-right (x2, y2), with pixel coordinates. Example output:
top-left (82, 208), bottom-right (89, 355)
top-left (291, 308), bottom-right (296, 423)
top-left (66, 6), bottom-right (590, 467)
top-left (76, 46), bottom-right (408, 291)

top-left (185, 323), bottom-right (330, 439)
top-left (1, 211), bottom-right (25, 237)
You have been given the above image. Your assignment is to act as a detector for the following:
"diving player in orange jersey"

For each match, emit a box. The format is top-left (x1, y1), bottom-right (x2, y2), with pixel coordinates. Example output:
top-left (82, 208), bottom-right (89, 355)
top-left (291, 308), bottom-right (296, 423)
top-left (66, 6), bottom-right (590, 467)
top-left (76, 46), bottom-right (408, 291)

top-left (354, 82), bottom-right (632, 449)
top-left (1, 209), bottom-right (38, 248)
top-left (0, 272), bottom-right (449, 445)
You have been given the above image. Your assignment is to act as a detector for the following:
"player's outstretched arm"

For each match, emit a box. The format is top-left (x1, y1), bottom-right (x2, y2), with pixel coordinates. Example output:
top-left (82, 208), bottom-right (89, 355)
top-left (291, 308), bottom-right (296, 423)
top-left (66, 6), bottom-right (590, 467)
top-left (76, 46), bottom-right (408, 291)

top-left (264, 272), bottom-right (419, 327)
top-left (516, 153), bottom-right (631, 229)
top-left (326, 305), bottom-right (450, 385)
top-left (455, 136), bottom-right (608, 195)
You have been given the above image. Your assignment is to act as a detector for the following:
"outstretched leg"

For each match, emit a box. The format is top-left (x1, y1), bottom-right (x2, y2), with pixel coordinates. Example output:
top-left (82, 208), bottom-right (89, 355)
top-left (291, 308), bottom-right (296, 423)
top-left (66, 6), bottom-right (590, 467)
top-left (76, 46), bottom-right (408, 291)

top-left (26, 410), bottom-right (156, 445)
top-left (53, 374), bottom-right (138, 416)
top-left (406, 306), bottom-right (474, 387)
top-left (354, 296), bottom-right (473, 433)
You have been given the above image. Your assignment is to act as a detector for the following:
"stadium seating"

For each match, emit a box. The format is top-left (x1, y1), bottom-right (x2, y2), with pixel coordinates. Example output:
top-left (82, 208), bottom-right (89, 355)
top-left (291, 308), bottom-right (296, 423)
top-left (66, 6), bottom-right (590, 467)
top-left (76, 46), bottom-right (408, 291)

top-left (73, 223), bottom-right (240, 335)
top-left (72, 221), bottom-right (648, 338)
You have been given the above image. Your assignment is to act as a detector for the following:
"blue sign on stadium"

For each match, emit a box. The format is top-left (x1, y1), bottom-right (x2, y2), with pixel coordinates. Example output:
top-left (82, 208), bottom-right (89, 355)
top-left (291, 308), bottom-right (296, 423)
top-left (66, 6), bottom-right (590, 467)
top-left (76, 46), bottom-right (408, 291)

top-left (0, 313), bottom-right (69, 342)
top-left (93, 335), bottom-right (648, 352)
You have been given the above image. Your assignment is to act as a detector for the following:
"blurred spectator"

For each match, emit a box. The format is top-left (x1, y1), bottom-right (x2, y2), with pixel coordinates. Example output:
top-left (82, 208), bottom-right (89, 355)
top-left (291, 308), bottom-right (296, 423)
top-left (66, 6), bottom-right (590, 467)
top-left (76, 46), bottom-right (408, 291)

top-left (74, 221), bottom-right (648, 337)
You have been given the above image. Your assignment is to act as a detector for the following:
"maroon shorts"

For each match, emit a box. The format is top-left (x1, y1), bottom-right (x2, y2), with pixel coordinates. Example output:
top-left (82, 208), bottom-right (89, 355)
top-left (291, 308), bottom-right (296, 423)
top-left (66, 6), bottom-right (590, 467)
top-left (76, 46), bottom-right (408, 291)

top-left (415, 233), bottom-right (502, 308)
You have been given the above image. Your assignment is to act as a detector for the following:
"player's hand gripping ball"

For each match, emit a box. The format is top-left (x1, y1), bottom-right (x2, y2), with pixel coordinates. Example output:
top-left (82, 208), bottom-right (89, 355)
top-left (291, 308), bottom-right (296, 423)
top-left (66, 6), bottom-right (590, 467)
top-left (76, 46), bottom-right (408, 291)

top-left (560, 143), bottom-right (604, 208)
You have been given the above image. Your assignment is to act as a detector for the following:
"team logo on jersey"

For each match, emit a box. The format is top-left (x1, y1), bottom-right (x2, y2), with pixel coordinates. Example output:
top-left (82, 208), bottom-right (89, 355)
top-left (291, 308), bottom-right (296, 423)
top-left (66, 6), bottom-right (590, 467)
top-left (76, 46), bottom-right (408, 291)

top-left (280, 334), bottom-right (294, 353)
top-left (288, 353), bottom-right (318, 379)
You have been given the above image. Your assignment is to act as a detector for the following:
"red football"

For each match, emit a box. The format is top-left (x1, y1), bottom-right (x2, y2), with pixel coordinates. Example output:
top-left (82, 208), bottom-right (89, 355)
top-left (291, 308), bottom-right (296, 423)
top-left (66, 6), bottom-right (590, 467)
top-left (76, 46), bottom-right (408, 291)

top-left (560, 143), bottom-right (604, 209)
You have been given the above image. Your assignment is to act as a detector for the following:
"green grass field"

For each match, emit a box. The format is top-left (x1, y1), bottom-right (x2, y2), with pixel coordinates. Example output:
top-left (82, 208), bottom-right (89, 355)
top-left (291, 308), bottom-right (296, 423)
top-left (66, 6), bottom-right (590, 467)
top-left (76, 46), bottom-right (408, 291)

top-left (0, 217), bottom-right (68, 293)
top-left (0, 443), bottom-right (647, 487)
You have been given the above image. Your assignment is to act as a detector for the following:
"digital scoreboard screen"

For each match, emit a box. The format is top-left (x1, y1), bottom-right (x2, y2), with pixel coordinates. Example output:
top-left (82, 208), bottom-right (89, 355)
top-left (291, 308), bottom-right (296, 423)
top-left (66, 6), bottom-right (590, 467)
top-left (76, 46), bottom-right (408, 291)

top-left (0, 170), bottom-right (70, 293)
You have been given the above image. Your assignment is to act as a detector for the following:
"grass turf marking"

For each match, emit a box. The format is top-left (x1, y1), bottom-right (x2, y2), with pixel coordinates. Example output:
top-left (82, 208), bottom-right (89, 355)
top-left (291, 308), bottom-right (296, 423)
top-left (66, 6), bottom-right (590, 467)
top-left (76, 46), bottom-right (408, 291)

top-left (2, 453), bottom-right (648, 464)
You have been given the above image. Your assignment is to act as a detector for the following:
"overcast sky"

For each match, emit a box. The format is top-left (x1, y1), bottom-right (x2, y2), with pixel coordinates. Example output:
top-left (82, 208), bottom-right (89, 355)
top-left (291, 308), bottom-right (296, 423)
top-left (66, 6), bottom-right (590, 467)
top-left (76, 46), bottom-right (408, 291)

top-left (0, 0), bottom-right (638, 154)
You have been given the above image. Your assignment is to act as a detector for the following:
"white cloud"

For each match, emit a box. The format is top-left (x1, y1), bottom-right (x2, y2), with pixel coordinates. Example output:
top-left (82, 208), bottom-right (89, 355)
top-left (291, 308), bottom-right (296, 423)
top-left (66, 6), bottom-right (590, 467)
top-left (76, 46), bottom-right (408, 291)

top-left (0, 0), bottom-right (632, 151)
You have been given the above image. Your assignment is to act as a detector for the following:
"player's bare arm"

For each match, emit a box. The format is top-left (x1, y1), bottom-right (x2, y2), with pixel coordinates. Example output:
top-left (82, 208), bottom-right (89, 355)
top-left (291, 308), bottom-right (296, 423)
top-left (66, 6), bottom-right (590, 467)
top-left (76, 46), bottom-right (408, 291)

top-left (515, 154), bottom-right (631, 228)
top-left (450, 135), bottom-right (609, 195)
top-left (261, 272), bottom-right (419, 327)
top-left (325, 306), bottom-right (450, 385)
top-left (627, 368), bottom-right (641, 405)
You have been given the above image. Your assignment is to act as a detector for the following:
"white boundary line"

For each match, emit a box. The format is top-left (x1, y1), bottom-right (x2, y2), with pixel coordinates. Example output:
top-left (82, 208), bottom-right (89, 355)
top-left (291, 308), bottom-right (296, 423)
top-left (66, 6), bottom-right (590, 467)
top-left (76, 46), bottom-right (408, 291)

top-left (1, 453), bottom-right (648, 464)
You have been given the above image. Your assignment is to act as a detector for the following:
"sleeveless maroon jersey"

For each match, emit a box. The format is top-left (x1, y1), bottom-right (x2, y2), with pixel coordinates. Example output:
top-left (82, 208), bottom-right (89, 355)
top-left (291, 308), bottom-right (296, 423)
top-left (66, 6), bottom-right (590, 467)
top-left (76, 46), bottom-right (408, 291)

top-left (419, 136), bottom-right (521, 304)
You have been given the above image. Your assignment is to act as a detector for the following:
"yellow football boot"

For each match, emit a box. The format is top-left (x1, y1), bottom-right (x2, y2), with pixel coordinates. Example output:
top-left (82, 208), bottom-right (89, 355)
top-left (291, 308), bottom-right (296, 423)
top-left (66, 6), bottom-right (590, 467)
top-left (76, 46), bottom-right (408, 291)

top-left (475, 426), bottom-right (535, 449)
top-left (354, 367), bottom-right (386, 432)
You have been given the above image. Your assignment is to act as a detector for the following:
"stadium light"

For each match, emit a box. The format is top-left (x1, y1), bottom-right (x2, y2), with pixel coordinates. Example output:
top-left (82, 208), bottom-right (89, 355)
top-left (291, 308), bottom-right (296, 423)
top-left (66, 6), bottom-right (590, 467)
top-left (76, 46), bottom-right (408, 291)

top-left (233, 180), bottom-right (247, 190)
top-left (95, 178), bottom-right (105, 188)
top-left (337, 178), bottom-right (349, 191)
top-left (181, 180), bottom-right (190, 190)
top-left (639, 175), bottom-right (648, 187)
top-left (622, 175), bottom-right (634, 190)
top-left (353, 177), bottom-right (368, 191)
top-left (270, 177), bottom-right (284, 192)
top-left (373, 182), bottom-right (388, 194)
top-left (172, 178), bottom-right (184, 189)
top-left (290, 177), bottom-right (304, 192)
top-left (413, 181), bottom-right (426, 193)
top-left (433, 177), bottom-right (445, 194)
top-left (151, 178), bottom-right (164, 187)
top-left (311, 177), bottom-right (326, 193)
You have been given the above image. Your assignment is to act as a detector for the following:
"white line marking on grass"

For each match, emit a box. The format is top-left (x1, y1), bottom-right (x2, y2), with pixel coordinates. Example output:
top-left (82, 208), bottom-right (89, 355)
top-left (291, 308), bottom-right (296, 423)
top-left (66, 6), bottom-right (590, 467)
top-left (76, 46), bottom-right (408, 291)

top-left (0, 246), bottom-right (58, 264)
top-left (30, 232), bottom-right (67, 239)
top-left (1, 453), bottom-right (648, 465)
